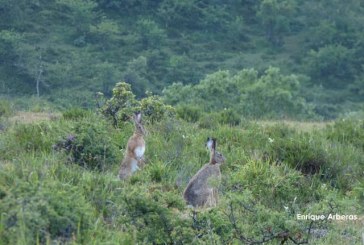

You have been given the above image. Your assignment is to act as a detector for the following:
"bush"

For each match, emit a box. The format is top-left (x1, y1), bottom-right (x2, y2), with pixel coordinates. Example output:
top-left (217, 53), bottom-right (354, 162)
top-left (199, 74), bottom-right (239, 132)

top-left (267, 133), bottom-right (328, 175)
top-left (140, 93), bottom-right (176, 123)
top-left (100, 82), bottom-right (176, 126)
top-left (55, 118), bottom-right (119, 170)
top-left (116, 186), bottom-right (192, 244)
top-left (0, 179), bottom-right (93, 244)
top-left (163, 67), bottom-right (314, 120)
top-left (12, 123), bottom-right (56, 153)
top-left (176, 105), bottom-right (202, 123)
top-left (0, 100), bottom-right (13, 118)
top-left (325, 119), bottom-right (364, 149)
top-left (100, 82), bottom-right (139, 127)
top-left (264, 123), bottom-right (364, 191)
top-left (217, 108), bottom-right (241, 126)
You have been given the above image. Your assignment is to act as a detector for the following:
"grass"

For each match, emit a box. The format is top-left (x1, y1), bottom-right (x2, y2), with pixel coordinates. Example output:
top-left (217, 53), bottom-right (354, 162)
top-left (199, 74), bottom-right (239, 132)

top-left (0, 110), bottom-right (363, 244)
top-left (257, 120), bottom-right (332, 132)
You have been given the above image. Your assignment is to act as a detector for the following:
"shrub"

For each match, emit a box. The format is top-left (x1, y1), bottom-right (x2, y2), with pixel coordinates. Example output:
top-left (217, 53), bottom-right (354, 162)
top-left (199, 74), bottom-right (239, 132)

top-left (100, 82), bottom-right (175, 126)
top-left (55, 118), bottom-right (119, 170)
top-left (198, 113), bottom-right (219, 129)
top-left (100, 82), bottom-right (139, 127)
top-left (264, 124), bottom-right (363, 191)
top-left (176, 105), bottom-right (202, 123)
top-left (217, 108), bottom-right (241, 126)
top-left (0, 179), bottom-right (93, 244)
top-left (325, 119), bottom-right (364, 149)
top-left (0, 100), bottom-right (13, 118)
top-left (267, 133), bottom-right (328, 175)
top-left (12, 123), bottom-right (56, 153)
top-left (116, 186), bottom-right (192, 244)
top-left (147, 162), bottom-right (169, 183)
top-left (140, 93), bottom-right (176, 123)
top-left (163, 67), bottom-right (314, 119)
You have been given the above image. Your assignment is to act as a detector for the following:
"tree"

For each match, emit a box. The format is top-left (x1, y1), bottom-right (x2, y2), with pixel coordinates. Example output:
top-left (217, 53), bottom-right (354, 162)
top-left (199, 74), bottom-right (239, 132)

top-left (256, 0), bottom-right (296, 46)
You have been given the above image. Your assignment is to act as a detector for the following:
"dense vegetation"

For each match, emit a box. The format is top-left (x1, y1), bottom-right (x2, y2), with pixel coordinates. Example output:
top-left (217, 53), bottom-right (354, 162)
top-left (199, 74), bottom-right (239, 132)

top-left (0, 1), bottom-right (363, 244)
top-left (0, 88), bottom-right (363, 244)
top-left (1, 0), bottom-right (363, 118)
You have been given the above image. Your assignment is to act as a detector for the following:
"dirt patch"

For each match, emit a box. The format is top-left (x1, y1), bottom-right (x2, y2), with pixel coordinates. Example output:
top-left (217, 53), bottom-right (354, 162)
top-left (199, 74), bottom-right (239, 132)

top-left (9, 111), bottom-right (61, 124)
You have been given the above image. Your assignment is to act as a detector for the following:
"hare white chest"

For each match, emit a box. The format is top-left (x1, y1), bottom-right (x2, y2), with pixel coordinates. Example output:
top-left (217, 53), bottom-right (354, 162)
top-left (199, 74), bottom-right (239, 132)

top-left (134, 145), bottom-right (145, 160)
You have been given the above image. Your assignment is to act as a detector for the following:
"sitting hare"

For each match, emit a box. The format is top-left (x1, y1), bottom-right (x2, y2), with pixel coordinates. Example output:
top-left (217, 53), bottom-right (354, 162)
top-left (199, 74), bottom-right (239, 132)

top-left (118, 112), bottom-right (146, 180)
top-left (183, 138), bottom-right (225, 208)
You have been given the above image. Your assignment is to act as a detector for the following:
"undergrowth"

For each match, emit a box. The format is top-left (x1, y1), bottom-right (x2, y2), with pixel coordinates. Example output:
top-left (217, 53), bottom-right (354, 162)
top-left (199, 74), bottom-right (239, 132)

top-left (0, 110), bottom-right (362, 244)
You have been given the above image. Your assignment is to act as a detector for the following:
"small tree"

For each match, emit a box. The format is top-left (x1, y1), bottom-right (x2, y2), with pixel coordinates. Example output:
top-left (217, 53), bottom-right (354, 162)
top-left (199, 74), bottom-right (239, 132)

top-left (100, 82), bottom-right (139, 127)
top-left (100, 82), bottom-right (175, 127)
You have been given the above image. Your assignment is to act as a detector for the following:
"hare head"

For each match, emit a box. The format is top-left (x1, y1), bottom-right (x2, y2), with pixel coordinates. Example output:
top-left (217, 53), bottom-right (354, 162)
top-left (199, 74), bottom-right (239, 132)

top-left (133, 111), bottom-right (146, 136)
top-left (207, 137), bottom-right (225, 165)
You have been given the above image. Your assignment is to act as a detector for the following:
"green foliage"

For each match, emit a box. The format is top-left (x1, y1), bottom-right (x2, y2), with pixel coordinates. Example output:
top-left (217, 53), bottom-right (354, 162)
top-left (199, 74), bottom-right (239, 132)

top-left (264, 124), bottom-right (364, 191)
top-left (100, 82), bottom-right (139, 127)
top-left (257, 0), bottom-right (296, 46)
top-left (176, 105), bottom-right (202, 123)
top-left (217, 109), bottom-right (241, 126)
top-left (164, 67), bottom-right (313, 119)
top-left (267, 132), bottom-right (328, 175)
top-left (325, 119), bottom-right (364, 149)
top-left (305, 45), bottom-right (357, 88)
top-left (62, 107), bottom-right (92, 120)
top-left (9, 123), bottom-right (58, 153)
top-left (0, 110), bottom-right (362, 244)
top-left (0, 178), bottom-right (93, 244)
top-left (136, 19), bottom-right (167, 49)
top-left (1, 0), bottom-right (363, 118)
top-left (140, 92), bottom-right (175, 123)
top-left (0, 100), bottom-right (13, 118)
top-left (55, 117), bottom-right (120, 170)
top-left (100, 82), bottom-right (175, 126)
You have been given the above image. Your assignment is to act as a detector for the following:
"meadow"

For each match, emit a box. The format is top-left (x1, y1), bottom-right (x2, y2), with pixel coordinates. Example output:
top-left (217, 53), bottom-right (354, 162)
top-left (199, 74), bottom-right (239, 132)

top-left (0, 99), bottom-right (363, 244)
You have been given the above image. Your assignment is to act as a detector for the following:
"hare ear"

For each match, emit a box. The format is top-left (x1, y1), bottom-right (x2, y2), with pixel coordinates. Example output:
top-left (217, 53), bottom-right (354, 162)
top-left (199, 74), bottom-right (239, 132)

top-left (134, 111), bottom-right (142, 123)
top-left (206, 137), bottom-right (213, 150)
top-left (212, 138), bottom-right (216, 151)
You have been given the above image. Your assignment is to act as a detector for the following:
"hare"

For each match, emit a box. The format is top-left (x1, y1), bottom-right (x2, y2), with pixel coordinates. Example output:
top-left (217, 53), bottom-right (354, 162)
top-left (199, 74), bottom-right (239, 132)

top-left (183, 137), bottom-right (225, 208)
top-left (118, 112), bottom-right (146, 180)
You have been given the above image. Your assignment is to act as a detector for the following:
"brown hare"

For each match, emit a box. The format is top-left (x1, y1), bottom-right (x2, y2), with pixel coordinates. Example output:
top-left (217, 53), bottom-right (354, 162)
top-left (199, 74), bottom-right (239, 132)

top-left (183, 137), bottom-right (225, 208)
top-left (118, 112), bottom-right (146, 180)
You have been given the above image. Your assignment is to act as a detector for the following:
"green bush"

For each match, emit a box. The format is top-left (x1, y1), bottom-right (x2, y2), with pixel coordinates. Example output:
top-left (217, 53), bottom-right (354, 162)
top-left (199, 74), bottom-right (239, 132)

top-left (0, 100), bottom-right (13, 118)
top-left (0, 179), bottom-right (93, 244)
top-left (100, 82), bottom-right (175, 126)
top-left (176, 105), bottom-right (202, 123)
top-left (198, 109), bottom-right (241, 128)
top-left (140, 93), bottom-right (176, 123)
top-left (264, 124), bottom-right (364, 191)
top-left (55, 118), bottom-right (120, 170)
top-left (163, 67), bottom-right (314, 119)
top-left (116, 186), bottom-right (192, 244)
top-left (198, 113), bottom-right (219, 129)
top-left (217, 108), bottom-right (241, 126)
top-left (100, 82), bottom-right (139, 127)
top-left (325, 119), bottom-right (364, 149)
top-left (267, 133), bottom-right (328, 175)
top-left (12, 123), bottom-right (56, 153)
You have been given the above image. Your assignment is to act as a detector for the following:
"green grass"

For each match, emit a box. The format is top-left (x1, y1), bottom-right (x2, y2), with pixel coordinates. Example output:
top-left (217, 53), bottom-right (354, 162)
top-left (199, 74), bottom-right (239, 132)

top-left (0, 111), bottom-right (363, 244)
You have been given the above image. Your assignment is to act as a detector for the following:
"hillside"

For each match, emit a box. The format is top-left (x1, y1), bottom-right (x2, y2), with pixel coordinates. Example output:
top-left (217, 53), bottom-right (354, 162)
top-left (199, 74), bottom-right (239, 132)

top-left (1, 0), bottom-right (363, 118)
